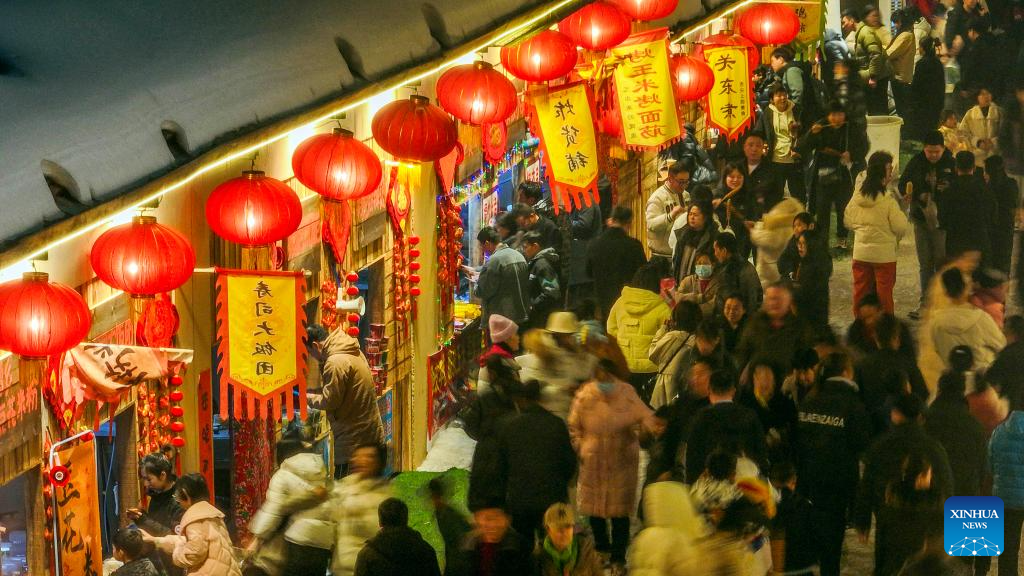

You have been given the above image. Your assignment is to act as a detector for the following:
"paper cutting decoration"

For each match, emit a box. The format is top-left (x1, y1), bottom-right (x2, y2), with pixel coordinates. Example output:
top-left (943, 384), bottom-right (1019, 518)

top-left (215, 269), bottom-right (307, 421)
top-left (610, 28), bottom-right (682, 150)
top-left (529, 82), bottom-right (601, 213)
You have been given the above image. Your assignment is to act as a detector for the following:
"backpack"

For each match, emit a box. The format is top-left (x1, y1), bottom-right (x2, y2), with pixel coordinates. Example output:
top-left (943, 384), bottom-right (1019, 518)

top-left (788, 60), bottom-right (829, 126)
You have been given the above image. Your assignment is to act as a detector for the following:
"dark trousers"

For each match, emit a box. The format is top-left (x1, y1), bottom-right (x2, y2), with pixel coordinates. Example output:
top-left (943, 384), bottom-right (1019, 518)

top-left (811, 492), bottom-right (851, 576)
top-left (511, 508), bottom-right (546, 550)
top-left (284, 542), bottom-right (332, 576)
top-left (999, 507), bottom-right (1024, 576)
top-left (628, 372), bottom-right (656, 405)
top-left (866, 77), bottom-right (890, 116)
top-left (780, 160), bottom-right (807, 203)
top-left (814, 179), bottom-right (853, 241)
top-left (589, 516), bottom-right (630, 563)
top-left (892, 80), bottom-right (911, 120)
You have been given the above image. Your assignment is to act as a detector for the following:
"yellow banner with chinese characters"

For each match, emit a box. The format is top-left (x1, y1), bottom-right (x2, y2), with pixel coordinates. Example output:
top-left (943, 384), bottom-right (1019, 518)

top-left (530, 82), bottom-right (600, 213)
top-left (54, 439), bottom-right (103, 576)
top-left (611, 28), bottom-right (681, 150)
top-left (216, 269), bottom-right (307, 421)
top-left (705, 45), bottom-right (754, 142)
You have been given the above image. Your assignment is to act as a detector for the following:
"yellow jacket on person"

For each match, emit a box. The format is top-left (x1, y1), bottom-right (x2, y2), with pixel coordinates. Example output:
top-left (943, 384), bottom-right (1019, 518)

top-left (607, 286), bottom-right (672, 374)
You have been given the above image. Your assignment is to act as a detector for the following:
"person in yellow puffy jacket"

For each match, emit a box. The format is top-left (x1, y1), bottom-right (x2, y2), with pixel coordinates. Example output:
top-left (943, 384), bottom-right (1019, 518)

top-left (607, 264), bottom-right (672, 403)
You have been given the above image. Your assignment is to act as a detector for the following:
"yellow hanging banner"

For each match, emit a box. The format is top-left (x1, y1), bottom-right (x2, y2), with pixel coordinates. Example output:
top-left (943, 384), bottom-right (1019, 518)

top-left (530, 82), bottom-right (600, 213)
top-left (610, 28), bottom-right (681, 150)
top-left (704, 45), bottom-right (754, 142)
top-left (216, 269), bottom-right (307, 421)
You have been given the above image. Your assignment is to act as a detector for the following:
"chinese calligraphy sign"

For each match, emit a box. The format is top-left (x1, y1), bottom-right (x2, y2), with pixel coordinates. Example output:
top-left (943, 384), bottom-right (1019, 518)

top-left (529, 82), bottom-right (600, 213)
top-left (704, 45), bottom-right (754, 141)
top-left (610, 28), bottom-right (682, 150)
top-left (215, 269), bottom-right (307, 421)
top-left (53, 438), bottom-right (102, 576)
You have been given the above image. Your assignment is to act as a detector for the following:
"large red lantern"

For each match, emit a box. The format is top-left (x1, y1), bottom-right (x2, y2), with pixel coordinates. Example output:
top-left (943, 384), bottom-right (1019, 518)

top-left (0, 272), bottom-right (90, 359)
top-left (559, 2), bottom-right (632, 51)
top-left (610, 0), bottom-right (679, 21)
top-left (291, 129), bottom-right (382, 201)
top-left (500, 30), bottom-right (579, 83)
top-left (91, 216), bottom-right (195, 296)
top-left (371, 95), bottom-right (458, 163)
top-left (737, 4), bottom-right (801, 46)
top-left (206, 170), bottom-right (302, 247)
top-left (436, 61), bottom-right (518, 126)
top-left (670, 54), bottom-right (715, 101)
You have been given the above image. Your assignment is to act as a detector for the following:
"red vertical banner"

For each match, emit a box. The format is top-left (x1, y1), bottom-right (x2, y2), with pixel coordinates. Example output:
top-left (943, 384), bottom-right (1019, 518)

top-left (197, 371), bottom-right (214, 499)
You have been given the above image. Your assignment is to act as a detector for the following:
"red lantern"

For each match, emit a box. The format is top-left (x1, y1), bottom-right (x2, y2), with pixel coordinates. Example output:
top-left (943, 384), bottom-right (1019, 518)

top-left (206, 171), bottom-right (301, 247)
top-left (371, 95), bottom-right (457, 163)
top-left (559, 2), bottom-right (632, 51)
top-left (347, 313), bottom-right (360, 324)
top-left (409, 249), bottom-right (421, 258)
top-left (170, 421), bottom-right (185, 432)
top-left (291, 129), bottom-right (382, 201)
top-left (346, 286), bottom-right (360, 297)
top-left (171, 436), bottom-right (185, 447)
top-left (437, 62), bottom-right (518, 126)
top-left (346, 327), bottom-right (360, 337)
top-left (670, 54), bottom-right (715, 101)
top-left (409, 236), bottom-right (421, 245)
top-left (737, 4), bottom-right (801, 46)
top-left (610, 0), bottom-right (679, 21)
top-left (91, 216), bottom-right (195, 296)
top-left (170, 406), bottom-right (184, 417)
top-left (0, 272), bottom-right (90, 358)
top-left (345, 272), bottom-right (360, 283)
top-left (409, 274), bottom-right (421, 284)
top-left (500, 30), bottom-right (579, 83)
top-left (170, 391), bottom-right (184, 402)
top-left (410, 262), bottom-right (421, 271)
top-left (410, 287), bottom-right (422, 297)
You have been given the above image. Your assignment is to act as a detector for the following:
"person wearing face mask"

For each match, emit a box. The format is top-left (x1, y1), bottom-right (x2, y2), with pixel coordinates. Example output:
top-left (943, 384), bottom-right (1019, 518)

top-left (568, 358), bottom-right (661, 574)
top-left (674, 253), bottom-right (719, 316)
top-left (669, 202), bottom-right (718, 283)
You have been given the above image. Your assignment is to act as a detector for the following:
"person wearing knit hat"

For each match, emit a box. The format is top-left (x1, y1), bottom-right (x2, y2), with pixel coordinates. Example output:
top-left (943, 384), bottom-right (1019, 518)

top-left (477, 315), bottom-right (521, 394)
top-left (489, 314), bottom-right (519, 346)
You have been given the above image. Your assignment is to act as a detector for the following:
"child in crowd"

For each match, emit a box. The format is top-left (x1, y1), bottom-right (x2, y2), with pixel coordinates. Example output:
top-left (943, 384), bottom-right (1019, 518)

top-left (111, 528), bottom-right (160, 576)
top-left (938, 110), bottom-right (966, 153)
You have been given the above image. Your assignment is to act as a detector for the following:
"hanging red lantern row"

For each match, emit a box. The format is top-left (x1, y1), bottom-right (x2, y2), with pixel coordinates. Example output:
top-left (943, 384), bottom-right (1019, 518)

top-left (137, 375), bottom-right (175, 458)
top-left (435, 191), bottom-right (463, 331)
top-left (610, 0), bottom-right (679, 21)
top-left (408, 237), bottom-right (421, 299)
top-left (558, 1), bottom-right (632, 51)
top-left (670, 53), bottom-right (716, 101)
top-left (168, 371), bottom-right (185, 448)
top-left (91, 216), bottom-right (195, 297)
top-left (206, 171), bottom-right (302, 248)
top-left (500, 30), bottom-right (579, 83)
top-left (436, 61), bottom-right (518, 126)
top-left (291, 128), bottom-right (382, 201)
top-left (344, 271), bottom-right (361, 338)
top-left (371, 95), bottom-right (458, 163)
top-left (737, 3), bottom-right (801, 46)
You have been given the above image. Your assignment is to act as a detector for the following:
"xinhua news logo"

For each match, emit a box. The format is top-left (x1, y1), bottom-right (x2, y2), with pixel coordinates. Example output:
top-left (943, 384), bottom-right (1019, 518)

top-left (945, 496), bottom-right (1004, 557)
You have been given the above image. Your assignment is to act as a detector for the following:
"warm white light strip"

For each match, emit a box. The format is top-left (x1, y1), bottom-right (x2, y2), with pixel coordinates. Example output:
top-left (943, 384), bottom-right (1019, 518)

top-left (672, 0), bottom-right (757, 42)
top-left (0, 0), bottom-right (580, 279)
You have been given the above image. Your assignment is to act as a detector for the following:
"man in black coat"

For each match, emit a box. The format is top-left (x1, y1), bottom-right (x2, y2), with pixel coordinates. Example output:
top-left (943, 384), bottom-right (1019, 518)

top-left (496, 383), bottom-right (577, 547)
top-left (925, 375), bottom-right (988, 498)
top-left (940, 151), bottom-right (999, 261)
top-left (739, 132), bottom-right (785, 223)
top-left (355, 498), bottom-right (442, 576)
top-left (522, 231), bottom-right (562, 331)
top-left (684, 369), bottom-right (768, 483)
top-left (855, 313), bottom-right (929, 435)
top-left (855, 394), bottom-right (956, 575)
top-left (513, 203), bottom-right (561, 254)
top-left (988, 315), bottom-right (1024, 410)
top-left (736, 283), bottom-right (815, 374)
top-left (795, 351), bottom-right (871, 576)
top-left (449, 504), bottom-right (533, 576)
top-left (586, 205), bottom-right (647, 318)
top-left (565, 195), bottom-right (603, 308)
top-left (128, 454), bottom-right (184, 576)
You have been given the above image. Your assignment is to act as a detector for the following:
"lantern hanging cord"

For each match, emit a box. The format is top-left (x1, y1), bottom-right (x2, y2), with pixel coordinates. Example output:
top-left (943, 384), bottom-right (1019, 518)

top-left (249, 151), bottom-right (261, 172)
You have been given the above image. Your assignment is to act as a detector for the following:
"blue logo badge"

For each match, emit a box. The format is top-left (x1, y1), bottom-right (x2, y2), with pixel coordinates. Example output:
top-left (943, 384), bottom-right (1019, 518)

top-left (945, 496), bottom-right (1004, 557)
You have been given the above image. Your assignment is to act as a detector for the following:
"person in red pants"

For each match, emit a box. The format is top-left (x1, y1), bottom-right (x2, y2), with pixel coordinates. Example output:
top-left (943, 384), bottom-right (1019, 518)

top-left (844, 151), bottom-right (910, 314)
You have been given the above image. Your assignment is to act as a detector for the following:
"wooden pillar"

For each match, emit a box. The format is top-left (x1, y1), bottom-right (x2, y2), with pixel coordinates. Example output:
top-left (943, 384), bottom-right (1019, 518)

top-left (24, 467), bottom-right (47, 576)
top-left (115, 409), bottom-right (139, 526)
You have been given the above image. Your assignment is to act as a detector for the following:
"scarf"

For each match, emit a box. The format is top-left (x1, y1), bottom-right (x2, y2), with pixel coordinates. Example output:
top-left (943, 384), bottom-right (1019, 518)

top-left (543, 536), bottom-right (578, 576)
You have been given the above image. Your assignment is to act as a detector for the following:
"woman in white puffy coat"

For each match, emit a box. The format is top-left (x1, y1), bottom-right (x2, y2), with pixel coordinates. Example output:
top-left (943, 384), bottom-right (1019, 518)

top-left (248, 434), bottom-right (334, 576)
top-left (748, 197), bottom-right (804, 286)
top-left (332, 443), bottom-right (393, 576)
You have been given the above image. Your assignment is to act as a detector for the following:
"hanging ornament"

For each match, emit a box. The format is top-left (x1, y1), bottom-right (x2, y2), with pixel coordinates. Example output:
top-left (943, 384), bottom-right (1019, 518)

top-left (136, 293), bottom-right (181, 348)
top-left (437, 61), bottom-right (518, 126)
top-left (559, 2), bottom-right (632, 51)
top-left (0, 272), bottom-right (90, 359)
top-left (737, 3), bottom-right (801, 46)
top-left (91, 216), bottom-right (195, 296)
top-left (500, 30), bottom-right (579, 83)
top-left (371, 95), bottom-right (458, 163)
top-left (610, 0), bottom-right (679, 21)
top-left (482, 122), bottom-right (508, 165)
top-left (670, 53), bottom-right (715, 101)
top-left (206, 171), bottom-right (302, 247)
top-left (697, 31), bottom-right (760, 73)
top-left (291, 128), bottom-right (382, 201)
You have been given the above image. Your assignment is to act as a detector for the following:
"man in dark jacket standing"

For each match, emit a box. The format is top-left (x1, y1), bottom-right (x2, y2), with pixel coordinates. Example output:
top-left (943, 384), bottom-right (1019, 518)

top-left (473, 227), bottom-right (530, 327)
top-left (739, 133), bottom-right (785, 223)
top-left (898, 131), bottom-right (954, 317)
top-left (355, 498), bottom-right (442, 576)
top-left (522, 231), bottom-right (562, 331)
top-left (940, 151), bottom-right (999, 261)
top-left (711, 232), bottom-right (763, 315)
top-left (496, 381), bottom-right (577, 546)
top-left (513, 203), bottom-right (561, 253)
top-left (925, 374), bottom-right (988, 499)
top-left (450, 503), bottom-right (533, 576)
top-left (586, 206), bottom-right (647, 318)
top-left (855, 394), bottom-right (955, 576)
top-left (565, 193), bottom-right (603, 308)
top-left (684, 369), bottom-right (768, 483)
top-left (736, 283), bottom-right (814, 374)
top-left (795, 351), bottom-right (871, 576)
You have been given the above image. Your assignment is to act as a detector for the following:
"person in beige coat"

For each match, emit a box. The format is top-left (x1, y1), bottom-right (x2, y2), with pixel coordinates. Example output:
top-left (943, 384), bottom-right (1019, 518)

top-left (569, 360), bottom-right (661, 572)
top-left (332, 444), bottom-right (393, 576)
top-left (748, 197), bottom-right (804, 286)
top-left (649, 301), bottom-right (702, 409)
top-left (145, 474), bottom-right (241, 576)
top-left (959, 88), bottom-right (1003, 167)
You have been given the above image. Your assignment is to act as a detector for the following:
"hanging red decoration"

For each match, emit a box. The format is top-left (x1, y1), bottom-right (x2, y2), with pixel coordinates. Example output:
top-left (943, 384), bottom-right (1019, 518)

top-left (347, 313), bottom-right (360, 324)
top-left (500, 30), bottom-right (579, 82)
top-left (670, 54), bottom-right (715, 101)
top-left (0, 272), bottom-right (90, 358)
top-left (91, 216), bottom-right (195, 296)
top-left (610, 0), bottom-right (679, 21)
top-left (206, 170), bottom-right (302, 247)
top-left (437, 61), bottom-right (518, 126)
top-left (171, 436), bottom-right (185, 447)
top-left (291, 128), bottom-right (382, 201)
top-left (371, 95), bottom-right (458, 163)
top-left (559, 2), bottom-right (632, 51)
top-left (697, 31), bottom-right (760, 71)
top-left (737, 3), bottom-right (801, 46)
top-left (345, 272), bottom-right (360, 283)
